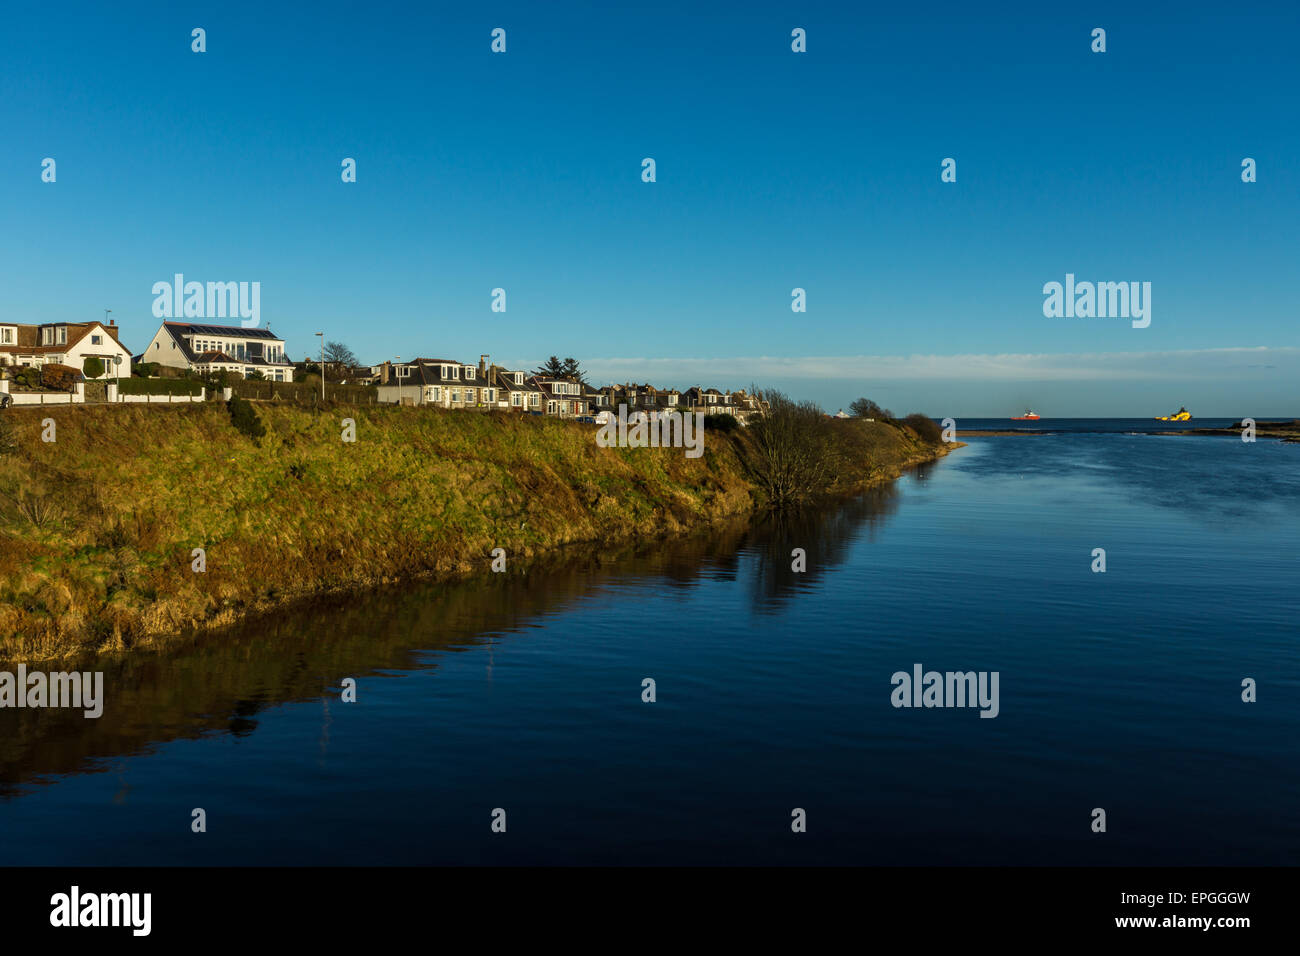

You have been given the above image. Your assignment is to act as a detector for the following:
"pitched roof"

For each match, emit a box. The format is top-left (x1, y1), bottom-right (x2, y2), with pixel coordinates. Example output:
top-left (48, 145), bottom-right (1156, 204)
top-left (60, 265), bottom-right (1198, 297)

top-left (165, 321), bottom-right (282, 340)
top-left (0, 321), bottom-right (127, 355)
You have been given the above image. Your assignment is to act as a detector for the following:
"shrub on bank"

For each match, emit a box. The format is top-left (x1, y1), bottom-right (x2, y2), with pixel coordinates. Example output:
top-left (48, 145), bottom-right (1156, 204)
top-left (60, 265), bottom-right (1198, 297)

top-left (40, 364), bottom-right (80, 391)
top-left (901, 413), bottom-right (942, 444)
top-left (227, 395), bottom-right (266, 444)
top-left (12, 367), bottom-right (41, 390)
top-left (704, 413), bottom-right (742, 433)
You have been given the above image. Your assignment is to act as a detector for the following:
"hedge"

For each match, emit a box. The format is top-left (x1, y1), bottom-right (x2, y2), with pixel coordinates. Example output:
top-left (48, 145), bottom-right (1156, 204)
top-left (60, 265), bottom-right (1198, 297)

top-left (113, 377), bottom-right (204, 396)
top-left (230, 380), bottom-right (378, 403)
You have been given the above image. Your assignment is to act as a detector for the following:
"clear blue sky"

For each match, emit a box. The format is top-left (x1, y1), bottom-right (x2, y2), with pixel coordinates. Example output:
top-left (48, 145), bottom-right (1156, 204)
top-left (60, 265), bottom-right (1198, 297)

top-left (2, 1), bottom-right (1296, 415)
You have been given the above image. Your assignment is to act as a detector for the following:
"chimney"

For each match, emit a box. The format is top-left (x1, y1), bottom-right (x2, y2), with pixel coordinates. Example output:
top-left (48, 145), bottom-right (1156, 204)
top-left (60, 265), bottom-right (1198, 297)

top-left (381, 361), bottom-right (391, 385)
top-left (479, 354), bottom-right (489, 379)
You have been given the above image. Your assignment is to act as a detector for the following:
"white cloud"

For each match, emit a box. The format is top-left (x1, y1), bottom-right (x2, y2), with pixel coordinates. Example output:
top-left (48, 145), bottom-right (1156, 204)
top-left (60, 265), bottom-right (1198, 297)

top-left (567, 347), bottom-right (1299, 385)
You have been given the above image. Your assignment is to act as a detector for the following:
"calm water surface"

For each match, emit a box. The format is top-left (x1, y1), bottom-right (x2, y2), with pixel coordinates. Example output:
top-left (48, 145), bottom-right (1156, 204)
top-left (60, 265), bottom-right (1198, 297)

top-left (2, 432), bottom-right (1297, 865)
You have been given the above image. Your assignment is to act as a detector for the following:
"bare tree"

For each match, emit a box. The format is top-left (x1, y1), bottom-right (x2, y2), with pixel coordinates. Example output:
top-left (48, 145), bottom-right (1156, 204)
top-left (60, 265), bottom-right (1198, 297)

top-left (324, 342), bottom-right (358, 379)
top-left (740, 390), bottom-right (835, 510)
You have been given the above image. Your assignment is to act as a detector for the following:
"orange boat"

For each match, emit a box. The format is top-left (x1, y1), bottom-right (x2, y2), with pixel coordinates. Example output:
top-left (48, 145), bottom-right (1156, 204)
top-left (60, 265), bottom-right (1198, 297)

top-left (1011, 409), bottom-right (1040, 420)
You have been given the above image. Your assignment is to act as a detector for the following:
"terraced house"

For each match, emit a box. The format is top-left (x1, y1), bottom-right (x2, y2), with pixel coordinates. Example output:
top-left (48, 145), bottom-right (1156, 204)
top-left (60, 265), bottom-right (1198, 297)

top-left (139, 321), bottom-right (295, 381)
top-left (368, 354), bottom-right (758, 424)
top-left (595, 382), bottom-right (765, 423)
top-left (376, 358), bottom-right (491, 408)
top-left (533, 375), bottom-right (589, 418)
top-left (488, 365), bottom-right (544, 413)
top-left (376, 356), bottom-right (555, 411)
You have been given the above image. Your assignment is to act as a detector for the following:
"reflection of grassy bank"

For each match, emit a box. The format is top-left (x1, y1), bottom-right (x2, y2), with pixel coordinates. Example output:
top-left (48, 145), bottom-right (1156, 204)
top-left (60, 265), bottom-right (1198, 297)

top-left (0, 403), bottom-right (949, 661)
top-left (0, 486), bottom-right (903, 797)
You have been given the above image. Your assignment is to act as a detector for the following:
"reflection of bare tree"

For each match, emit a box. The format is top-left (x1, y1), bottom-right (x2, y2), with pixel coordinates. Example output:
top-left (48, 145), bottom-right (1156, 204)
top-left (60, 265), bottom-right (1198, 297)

top-left (740, 482), bottom-right (904, 615)
top-left (0, 481), bottom-right (909, 797)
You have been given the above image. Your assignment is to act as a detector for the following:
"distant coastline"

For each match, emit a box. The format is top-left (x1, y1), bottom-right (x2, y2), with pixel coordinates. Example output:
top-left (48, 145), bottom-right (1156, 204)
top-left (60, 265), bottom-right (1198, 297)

top-left (957, 418), bottom-right (1299, 441)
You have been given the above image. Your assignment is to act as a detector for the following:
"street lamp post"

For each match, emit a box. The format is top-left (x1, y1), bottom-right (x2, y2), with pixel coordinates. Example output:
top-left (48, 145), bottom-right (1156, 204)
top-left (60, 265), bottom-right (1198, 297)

top-left (315, 332), bottom-right (324, 402)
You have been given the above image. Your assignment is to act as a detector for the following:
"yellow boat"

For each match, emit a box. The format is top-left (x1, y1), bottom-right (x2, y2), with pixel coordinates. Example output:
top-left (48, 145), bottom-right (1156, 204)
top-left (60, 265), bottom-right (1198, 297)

top-left (1156, 406), bottom-right (1192, 421)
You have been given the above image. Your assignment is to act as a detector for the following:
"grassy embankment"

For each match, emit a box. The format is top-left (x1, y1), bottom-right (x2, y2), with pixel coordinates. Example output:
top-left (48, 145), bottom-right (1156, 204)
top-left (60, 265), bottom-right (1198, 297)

top-left (0, 402), bottom-right (950, 660)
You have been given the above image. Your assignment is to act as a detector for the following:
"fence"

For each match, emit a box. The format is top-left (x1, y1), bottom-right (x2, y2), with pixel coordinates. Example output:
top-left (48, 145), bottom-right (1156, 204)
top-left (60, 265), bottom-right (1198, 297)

top-left (1, 381), bottom-right (206, 405)
top-left (118, 391), bottom-right (207, 404)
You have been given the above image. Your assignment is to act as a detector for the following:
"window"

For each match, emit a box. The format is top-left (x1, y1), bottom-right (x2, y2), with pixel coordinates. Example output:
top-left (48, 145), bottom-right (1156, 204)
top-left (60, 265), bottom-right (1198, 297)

top-left (547, 401), bottom-right (556, 414)
top-left (397, 366), bottom-right (409, 378)
top-left (92, 334), bottom-right (102, 345)
top-left (488, 388), bottom-right (496, 402)
top-left (1, 328), bottom-right (13, 344)
top-left (431, 387), bottom-right (441, 401)
top-left (465, 388), bottom-right (476, 403)
top-left (513, 372), bottom-right (523, 385)
top-left (511, 392), bottom-right (522, 407)
top-left (464, 366), bottom-right (475, 380)
top-left (57, 327), bottom-right (67, 344)
top-left (529, 393), bottom-right (539, 407)
top-left (451, 389), bottom-right (460, 403)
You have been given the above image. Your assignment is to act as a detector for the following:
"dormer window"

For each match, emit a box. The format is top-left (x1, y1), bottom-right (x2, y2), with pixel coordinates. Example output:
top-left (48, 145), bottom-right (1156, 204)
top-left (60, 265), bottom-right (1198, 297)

top-left (513, 371), bottom-right (523, 385)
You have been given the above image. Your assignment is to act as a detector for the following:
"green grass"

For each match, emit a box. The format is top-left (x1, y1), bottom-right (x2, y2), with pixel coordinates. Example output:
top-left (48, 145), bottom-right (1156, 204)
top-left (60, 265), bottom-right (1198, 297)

top-left (0, 402), bottom-right (945, 660)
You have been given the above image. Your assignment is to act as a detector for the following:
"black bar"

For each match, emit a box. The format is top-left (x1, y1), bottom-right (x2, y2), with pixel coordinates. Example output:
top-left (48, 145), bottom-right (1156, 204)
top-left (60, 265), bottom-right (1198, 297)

top-left (0, 866), bottom-right (1278, 942)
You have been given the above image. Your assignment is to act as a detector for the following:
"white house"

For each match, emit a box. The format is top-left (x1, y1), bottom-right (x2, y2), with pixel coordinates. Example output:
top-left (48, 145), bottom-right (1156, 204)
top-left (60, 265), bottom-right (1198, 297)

top-left (0, 320), bottom-right (133, 378)
top-left (140, 321), bottom-right (295, 381)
